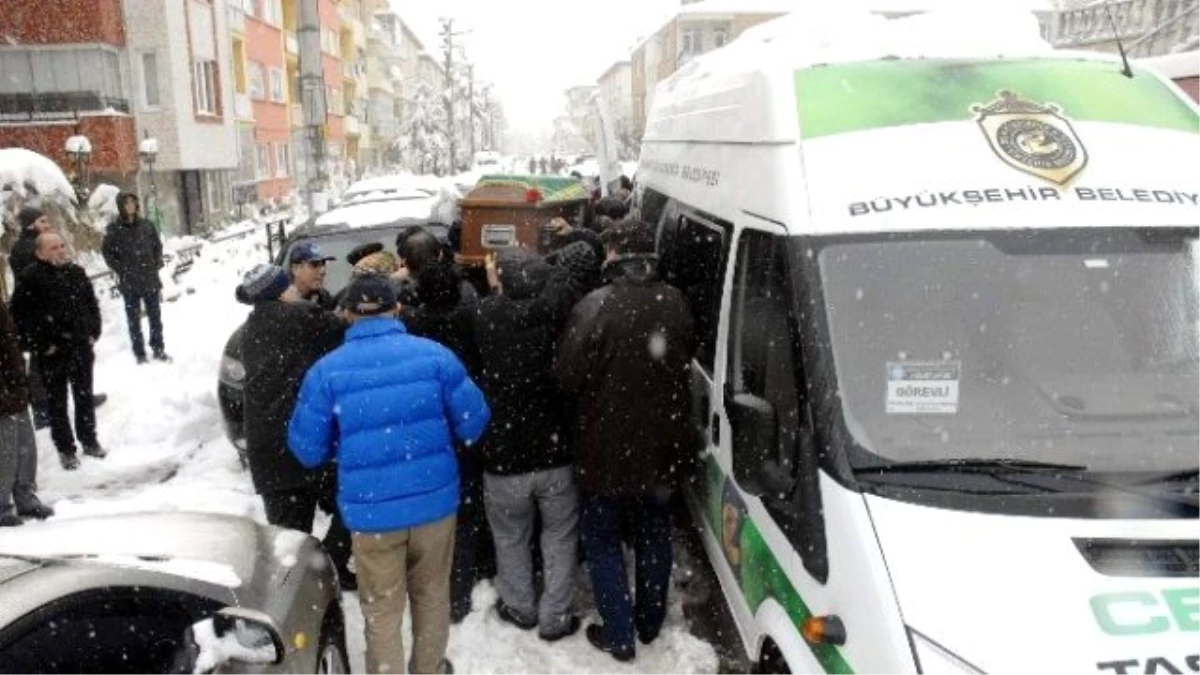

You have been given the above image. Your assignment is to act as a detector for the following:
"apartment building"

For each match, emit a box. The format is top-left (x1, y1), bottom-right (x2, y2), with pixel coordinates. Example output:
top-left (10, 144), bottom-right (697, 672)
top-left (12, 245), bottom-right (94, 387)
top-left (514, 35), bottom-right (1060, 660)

top-left (339, 0), bottom-right (369, 173)
top-left (366, 9), bottom-right (404, 171)
top-left (390, 13), bottom-right (430, 162)
top-left (124, 0), bottom-right (242, 233)
top-left (597, 61), bottom-right (633, 131)
top-left (0, 0), bottom-right (139, 202)
top-left (1041, 0), bottom-right (1197, 57)
top-left (631, 0), bottom-right (789, 134)
top-left (232, 0), bottom-right (293, 204)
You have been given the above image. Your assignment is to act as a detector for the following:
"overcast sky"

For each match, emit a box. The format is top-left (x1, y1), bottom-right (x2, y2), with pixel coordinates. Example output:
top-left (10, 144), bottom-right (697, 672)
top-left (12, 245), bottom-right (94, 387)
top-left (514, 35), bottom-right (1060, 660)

top-left (385, 0), bottom-right (1062, 139)
top-left (386, 0), bottom-right (680, 135)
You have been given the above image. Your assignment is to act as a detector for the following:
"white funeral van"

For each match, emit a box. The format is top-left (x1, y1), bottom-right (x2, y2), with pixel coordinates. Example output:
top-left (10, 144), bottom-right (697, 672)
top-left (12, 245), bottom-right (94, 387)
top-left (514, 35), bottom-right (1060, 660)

top-left (634, 7), bottom-right (1199, 674)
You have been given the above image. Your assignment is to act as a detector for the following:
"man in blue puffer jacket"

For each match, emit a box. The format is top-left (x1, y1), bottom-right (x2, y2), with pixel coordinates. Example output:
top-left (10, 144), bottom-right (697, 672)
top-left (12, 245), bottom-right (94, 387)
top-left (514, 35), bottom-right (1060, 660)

top-left (288, 274), bottom-right (489, 675)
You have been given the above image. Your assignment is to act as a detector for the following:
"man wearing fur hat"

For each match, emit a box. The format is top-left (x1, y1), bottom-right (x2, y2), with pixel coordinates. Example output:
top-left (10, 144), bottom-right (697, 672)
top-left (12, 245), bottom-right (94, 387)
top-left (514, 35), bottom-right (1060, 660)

top-left (237, 263), bottom-right (356, 589)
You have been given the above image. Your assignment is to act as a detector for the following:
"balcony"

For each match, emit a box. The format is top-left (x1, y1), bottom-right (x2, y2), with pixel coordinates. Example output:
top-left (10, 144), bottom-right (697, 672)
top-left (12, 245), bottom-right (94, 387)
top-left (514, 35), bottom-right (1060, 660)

top-left (235, 93), bottom-right (253, 121)
top-left (342, 60), bottom-right (366, 81)
top-left (285, 32), bottom-right (299, 56)
top-left (228, 5), bottom-right (245, 33)
top-left (0, 92), bottom-right (130, 123)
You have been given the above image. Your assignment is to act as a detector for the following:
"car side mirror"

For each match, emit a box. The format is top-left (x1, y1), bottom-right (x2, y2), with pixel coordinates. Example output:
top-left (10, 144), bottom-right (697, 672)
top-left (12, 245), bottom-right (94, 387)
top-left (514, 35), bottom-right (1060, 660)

top-left (190, 607), bottom-right (285, 673)
top-left (725, 391), bottom-right (777, 497)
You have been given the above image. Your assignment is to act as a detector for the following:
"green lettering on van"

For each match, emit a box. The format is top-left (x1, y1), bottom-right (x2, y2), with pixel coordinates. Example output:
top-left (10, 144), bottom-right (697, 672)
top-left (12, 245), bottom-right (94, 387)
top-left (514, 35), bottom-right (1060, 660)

top-left (795, 59), bottom-right (1200, 140)
top-left (1162, 588), bottom-right (1200, 632)
top-left (703, 455), bottom-right (854, 673)
top-left (1092, 592), bottom-right (1169, 635)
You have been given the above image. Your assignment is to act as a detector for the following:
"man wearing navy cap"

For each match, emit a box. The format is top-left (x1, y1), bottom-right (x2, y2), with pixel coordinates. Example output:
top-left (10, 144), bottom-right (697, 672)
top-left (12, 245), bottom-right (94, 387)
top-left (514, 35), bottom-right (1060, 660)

top-left (289, 274), bottom-right (490, 675)
top-left (287, 242), bottom-right (337, 310)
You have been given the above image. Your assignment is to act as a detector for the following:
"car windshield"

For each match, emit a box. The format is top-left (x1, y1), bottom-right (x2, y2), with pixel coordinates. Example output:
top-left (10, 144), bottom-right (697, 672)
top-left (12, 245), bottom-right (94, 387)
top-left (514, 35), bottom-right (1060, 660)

top-left (817, 228), bottom-right (1199, 474)
top-left (282, 226), bottom-right (444, 293)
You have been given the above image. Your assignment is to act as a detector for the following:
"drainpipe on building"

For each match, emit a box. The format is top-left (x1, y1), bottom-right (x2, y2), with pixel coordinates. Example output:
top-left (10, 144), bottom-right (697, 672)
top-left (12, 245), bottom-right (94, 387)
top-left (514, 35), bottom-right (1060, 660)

top-left (299, 0), bottom-right (329, 214)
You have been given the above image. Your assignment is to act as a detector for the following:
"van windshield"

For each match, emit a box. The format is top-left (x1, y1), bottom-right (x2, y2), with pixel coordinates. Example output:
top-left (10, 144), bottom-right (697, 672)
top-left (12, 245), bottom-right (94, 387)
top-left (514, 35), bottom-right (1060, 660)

top-left (816, 228), bottom-right (1199, 475)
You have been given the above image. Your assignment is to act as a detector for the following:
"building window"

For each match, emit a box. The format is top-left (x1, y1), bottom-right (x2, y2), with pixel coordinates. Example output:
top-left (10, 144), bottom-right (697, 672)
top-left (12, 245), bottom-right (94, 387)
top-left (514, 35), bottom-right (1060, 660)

top-left (141, 52), bottom-right (160, 108)
top-left (274, 144), bottom-right (290, 177)
top-left (248, 61), bottom-right (265, 100)
top-left (327, 87), bottom-right (343, 115)
top-left (193, 59), bottom-right (218, 115)
top-left (262, 0), bottom-right (282, 26)
top-left (255, 144), bottom-right (271, 180)
top-left (322, 28), bottom-right (339, 54)
top-left (681, 28), bottom-right (703, 62)
top-left (713, 27), bottom-right (730, 48)
top-left (268, 67), bottom-right (285, 103)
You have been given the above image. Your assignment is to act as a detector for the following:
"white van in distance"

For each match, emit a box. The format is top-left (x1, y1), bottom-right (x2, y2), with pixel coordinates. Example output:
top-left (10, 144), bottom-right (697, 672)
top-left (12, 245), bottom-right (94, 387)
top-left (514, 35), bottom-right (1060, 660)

top-left (635, 6), bottom-right (1199, 674)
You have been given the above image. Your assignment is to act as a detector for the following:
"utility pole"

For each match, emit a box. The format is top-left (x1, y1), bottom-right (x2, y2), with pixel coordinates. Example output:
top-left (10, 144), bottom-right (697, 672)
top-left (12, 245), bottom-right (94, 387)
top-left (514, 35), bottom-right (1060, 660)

top-left (299, 0), bottom-right (328, 213)
top-left (467, 63), bottom-right (476, 158)
top-left (439, 18), bottom-right (456, 174)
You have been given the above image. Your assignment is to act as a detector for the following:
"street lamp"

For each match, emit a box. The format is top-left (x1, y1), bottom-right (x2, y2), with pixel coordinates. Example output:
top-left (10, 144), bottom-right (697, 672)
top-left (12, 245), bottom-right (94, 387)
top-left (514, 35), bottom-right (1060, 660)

top-left (139, 134), bottom-right (160, 229)
top-left (65, 134), bottom-right (92, 202)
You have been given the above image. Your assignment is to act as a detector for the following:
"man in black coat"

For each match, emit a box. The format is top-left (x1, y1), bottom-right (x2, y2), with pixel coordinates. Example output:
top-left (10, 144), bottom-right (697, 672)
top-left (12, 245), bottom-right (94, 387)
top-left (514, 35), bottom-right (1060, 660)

top-left (102, 193), bottom-right (168, 364)
top-left (554, 218), bottom-right (695, 662)
top-left (9, 206), bottom-right (51, 278)
top-left (472, 248), bottom-right (591, 640)
top-left (238, 263), bottom-right (355, 589)
top-left (8, 207), bottom-right (53, 429)
top-left (0, 301), bottom-right (53, 526)
top-left (399, 259), bottom-right (488, 623)
top-left (10, 233), bottom-right (105, 471)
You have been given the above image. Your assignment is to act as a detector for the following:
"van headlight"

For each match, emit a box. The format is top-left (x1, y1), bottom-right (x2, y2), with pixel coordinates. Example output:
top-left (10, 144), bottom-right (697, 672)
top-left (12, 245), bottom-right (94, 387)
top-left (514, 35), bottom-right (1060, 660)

top-left (219, 356), bottom-right (246, 386)
top-left (908, 628), bottom-right (983, 674)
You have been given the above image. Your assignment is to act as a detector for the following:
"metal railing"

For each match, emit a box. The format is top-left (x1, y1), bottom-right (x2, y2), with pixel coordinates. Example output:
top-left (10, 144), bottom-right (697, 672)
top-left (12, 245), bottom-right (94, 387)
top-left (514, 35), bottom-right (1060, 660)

top-left (0, 92), bottom-right (131, 123)
top-left (87, 214), bottom-right (293, 299)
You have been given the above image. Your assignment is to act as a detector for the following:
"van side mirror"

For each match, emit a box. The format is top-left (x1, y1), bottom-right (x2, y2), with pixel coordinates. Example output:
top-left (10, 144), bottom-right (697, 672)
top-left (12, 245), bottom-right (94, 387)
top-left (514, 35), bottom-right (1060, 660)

top-left (190, 607), bottom-right (285, 673)
top-left (726, 391), bottom-right (778, 497)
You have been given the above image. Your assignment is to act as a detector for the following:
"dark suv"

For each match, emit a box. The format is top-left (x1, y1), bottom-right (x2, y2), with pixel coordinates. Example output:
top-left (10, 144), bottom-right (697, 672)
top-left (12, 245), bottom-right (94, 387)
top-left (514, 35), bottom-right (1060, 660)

top-left (217, 199), bottom-right (449, 456)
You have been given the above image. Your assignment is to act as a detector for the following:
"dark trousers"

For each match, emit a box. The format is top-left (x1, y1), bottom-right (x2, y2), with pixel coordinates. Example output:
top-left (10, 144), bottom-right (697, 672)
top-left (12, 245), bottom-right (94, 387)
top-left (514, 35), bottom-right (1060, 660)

top-left (262, 478), bottom-right (353, 579)
top-left (580, 490), bottom-right (673, 651)
top-left (42, 346), bottom-right (97, 456)
top-left (27, 356), bottom-right (48, 427)
top-left (123, 292), bottom-right (164, 358)
top-left (451, 452), bottom-right (495, 619)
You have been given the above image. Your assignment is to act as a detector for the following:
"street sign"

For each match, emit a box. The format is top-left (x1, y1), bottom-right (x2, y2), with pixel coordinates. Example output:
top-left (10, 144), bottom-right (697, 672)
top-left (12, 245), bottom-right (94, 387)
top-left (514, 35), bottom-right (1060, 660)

top-left (232, 182), bottom-right (258, 206)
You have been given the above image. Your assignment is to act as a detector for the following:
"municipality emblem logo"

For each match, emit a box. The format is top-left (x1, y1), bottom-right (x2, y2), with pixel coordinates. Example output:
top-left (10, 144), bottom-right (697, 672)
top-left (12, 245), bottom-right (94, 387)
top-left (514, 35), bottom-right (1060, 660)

top-left (972, 91), bottom-right (1088, 186)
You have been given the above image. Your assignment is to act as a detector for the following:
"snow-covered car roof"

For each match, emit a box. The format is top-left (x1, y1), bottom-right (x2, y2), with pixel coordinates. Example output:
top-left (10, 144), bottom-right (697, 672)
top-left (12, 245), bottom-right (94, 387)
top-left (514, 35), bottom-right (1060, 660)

top-left (340, 174), bottom-right (439, 200)
top-left (315, 193), bottom-right (441, 229)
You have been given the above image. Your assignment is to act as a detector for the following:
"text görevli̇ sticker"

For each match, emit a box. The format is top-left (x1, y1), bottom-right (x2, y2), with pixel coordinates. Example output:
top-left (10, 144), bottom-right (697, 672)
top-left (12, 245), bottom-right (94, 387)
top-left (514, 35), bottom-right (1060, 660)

top-left (886, 361), bottom-right (961, 415)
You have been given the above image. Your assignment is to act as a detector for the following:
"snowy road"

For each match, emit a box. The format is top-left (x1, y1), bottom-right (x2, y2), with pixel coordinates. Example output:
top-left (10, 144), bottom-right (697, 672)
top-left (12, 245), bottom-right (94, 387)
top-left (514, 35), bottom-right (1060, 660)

top-left (28, 232), bottom-right (723, 674)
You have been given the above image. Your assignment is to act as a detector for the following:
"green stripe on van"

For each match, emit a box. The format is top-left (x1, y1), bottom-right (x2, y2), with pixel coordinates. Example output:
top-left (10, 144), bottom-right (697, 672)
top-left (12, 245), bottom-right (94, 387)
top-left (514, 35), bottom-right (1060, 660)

top-left (701, 457), bottom-right (855, 673)
top-left (796, 59), bottom-right (1200, 139)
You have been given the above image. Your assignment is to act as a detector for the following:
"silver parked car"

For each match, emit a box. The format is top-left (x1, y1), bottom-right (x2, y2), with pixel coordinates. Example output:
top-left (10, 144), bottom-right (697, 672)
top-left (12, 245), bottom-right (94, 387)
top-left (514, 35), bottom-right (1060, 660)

top-left (0, 512), bottom-right (349, 674)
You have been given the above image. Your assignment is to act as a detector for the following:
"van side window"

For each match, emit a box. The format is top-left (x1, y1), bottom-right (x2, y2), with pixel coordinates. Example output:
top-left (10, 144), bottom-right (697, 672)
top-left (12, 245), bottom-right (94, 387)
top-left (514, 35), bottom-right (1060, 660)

top-left (728, 230), bottom-right (804, 495)
top-left (637, 187), bottom-right (669, 229)
top-left (663, 214), bottom-right (729, 373)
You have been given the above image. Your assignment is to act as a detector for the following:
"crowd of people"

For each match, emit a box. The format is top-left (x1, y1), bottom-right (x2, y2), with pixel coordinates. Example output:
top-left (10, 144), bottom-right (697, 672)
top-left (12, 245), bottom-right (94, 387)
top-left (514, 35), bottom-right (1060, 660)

top-left (2, 194), bottom-right (169, 526)
top-left (1, 175), bottom-right (698, 673)
top-left (236, 185), bottom-right (696, 673)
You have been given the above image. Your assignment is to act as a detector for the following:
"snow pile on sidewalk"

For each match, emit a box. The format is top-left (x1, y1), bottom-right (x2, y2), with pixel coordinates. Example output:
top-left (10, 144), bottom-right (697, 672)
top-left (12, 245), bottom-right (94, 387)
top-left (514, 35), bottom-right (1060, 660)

top-left (0, 148), bottom-right (77, 207)
top-left (27, 231), bottom-right (721, 674)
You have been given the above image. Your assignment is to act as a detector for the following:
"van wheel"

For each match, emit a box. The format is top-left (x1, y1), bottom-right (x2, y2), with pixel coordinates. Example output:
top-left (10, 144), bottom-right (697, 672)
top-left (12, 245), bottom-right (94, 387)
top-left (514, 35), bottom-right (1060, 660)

top-left (752, 640), bottom-right (791, 674)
